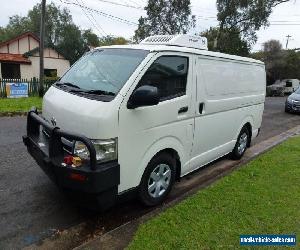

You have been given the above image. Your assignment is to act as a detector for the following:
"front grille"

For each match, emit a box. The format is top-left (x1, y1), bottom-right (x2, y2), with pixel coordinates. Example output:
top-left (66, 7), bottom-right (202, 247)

top-left (61, 137), bottom-right (74, 154)
top-left (42, 128), bottom-right (74, 154)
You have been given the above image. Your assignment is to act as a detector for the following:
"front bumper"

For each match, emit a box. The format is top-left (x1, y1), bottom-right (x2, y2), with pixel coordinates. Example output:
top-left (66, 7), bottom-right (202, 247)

top-left (286, 100), bottom-right (300, 113)
top-left (23, 108), bottom-right (120, 210)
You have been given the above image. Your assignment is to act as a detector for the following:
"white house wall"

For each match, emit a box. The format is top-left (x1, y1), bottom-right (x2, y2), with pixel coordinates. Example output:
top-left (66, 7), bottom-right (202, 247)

top-left (0, 47), bottom-right (6, 53)
top-left (0, 35), bottom-right (40, 54)
top-left (21, 56), bottom-right (70, 79)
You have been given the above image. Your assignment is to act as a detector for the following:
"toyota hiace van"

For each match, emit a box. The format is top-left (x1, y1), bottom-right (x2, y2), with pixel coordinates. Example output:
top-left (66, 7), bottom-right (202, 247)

top-left (23, 35), bottom-right (266, 209)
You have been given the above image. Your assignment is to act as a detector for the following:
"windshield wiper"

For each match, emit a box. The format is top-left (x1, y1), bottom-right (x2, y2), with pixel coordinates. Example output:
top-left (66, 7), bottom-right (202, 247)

top-left (56, 82), bottom-right (81, 89)
top-left (82, 89), bottom-right (116, 96)
top-left (56, 82), bottom-right (115, 96)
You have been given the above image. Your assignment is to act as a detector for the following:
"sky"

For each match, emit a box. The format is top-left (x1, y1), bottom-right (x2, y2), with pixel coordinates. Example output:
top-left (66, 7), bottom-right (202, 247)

top-left (0, 0), bottom-right (299, 51)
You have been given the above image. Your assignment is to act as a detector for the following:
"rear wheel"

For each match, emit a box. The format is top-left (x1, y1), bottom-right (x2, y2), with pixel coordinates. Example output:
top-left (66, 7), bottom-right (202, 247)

top-left (231, 126), bottom-right (250, 160)
top-left (139, 152), bottom-right (176, 206)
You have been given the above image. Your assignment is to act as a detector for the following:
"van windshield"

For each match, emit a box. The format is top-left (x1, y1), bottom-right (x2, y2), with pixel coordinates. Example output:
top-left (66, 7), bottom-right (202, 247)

top-left (57, 48), bottom-right (149, 98)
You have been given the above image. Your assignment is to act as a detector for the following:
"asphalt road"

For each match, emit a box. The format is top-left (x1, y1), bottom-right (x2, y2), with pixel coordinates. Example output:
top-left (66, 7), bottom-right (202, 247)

top-left (0, 97), bottom-right (299, 249)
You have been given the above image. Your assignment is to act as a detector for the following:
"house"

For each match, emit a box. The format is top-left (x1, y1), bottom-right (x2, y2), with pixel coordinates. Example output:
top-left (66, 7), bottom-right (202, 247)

top-left (0, 32), bottom-right (70, 79)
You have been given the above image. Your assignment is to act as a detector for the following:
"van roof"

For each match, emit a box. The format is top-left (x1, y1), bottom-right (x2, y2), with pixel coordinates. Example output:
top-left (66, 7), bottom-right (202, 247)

top-left (95, 44), bottom-right (264, 65)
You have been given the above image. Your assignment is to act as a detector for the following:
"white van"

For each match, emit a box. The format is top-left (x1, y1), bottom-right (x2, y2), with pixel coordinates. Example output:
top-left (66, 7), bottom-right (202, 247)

top-left (284, 79), bottom-right (300, 94)
top-left (23, 35), bottom-right (266, 209)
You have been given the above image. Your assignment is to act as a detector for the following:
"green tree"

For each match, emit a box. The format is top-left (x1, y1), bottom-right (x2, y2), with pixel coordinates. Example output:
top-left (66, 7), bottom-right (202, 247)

top-left (99, 36), bottom-right (128, 46)
top-left (215, 0), bottom-right (291, 49)
top-left (0, 15), bottom-right (30, 42)
top-left (27, 3), bottom-right (73, 47)
top-left (56, 24), bottom-right (86, 65)
top-left (82, 29), bottom-right (99, 48)
top-left (251, 40), bottom-right (300, 84)
top-left (281, 50), bottom-right (300, 80)
top-left (201, 27), bottom-right (250, 56)
top-left (134, 0), bottom-right (195, 42)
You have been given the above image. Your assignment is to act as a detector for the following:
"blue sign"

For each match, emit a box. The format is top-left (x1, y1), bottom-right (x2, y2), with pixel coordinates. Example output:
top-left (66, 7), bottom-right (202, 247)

top-left (6, 83), bottom-right (28, 98)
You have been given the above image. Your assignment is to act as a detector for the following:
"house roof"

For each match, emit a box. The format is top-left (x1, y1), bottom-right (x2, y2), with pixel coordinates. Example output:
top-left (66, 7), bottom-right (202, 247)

top-left (0, 31), bottom-right (39, 48)
top-left (0, 53), bottom-right (31, 64)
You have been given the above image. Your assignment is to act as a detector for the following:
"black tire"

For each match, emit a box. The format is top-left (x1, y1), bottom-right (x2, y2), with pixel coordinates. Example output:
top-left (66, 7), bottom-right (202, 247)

top-left (285, 105), bottom-right (290, 113)
top-left (139, 152), bottom-right (176, 206)
top-left (231, 126), bottom-right (250, 160)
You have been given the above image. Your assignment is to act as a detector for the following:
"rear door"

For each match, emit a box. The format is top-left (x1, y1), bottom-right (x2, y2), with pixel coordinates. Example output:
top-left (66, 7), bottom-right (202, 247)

top-left (117, 52), bottom-right (196, 192)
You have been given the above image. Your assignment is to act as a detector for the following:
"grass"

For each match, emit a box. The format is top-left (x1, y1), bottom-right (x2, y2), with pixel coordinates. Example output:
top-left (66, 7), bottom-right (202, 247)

top-left (128, 137), bottom-right (300, 250)
top-left (0, 97), bottom-right (42, 113)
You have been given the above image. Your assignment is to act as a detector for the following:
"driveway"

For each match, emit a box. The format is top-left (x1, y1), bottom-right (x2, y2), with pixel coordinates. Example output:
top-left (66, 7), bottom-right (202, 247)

top-left (0, 97), bottom-right (299, 249)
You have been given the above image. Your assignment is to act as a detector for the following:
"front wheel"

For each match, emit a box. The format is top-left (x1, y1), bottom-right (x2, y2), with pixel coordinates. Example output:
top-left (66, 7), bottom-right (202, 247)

top-left (231, 127), bottom-right (250, 160)
top-left (285, 105), bottom-right (290, 113)
top-left (138, 153), bottom-right (176, 206)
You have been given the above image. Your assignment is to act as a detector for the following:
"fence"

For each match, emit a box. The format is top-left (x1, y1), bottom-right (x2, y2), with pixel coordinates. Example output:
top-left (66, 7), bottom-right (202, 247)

top-left (0, 78), bottom-right (56, 97)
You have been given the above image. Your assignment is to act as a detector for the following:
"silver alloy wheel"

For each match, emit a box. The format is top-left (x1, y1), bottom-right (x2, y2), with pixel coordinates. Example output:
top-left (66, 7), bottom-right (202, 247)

top-left (237, 132), bottom-right (248, 155)
top-left (148, 163), bottom-right (171, 198)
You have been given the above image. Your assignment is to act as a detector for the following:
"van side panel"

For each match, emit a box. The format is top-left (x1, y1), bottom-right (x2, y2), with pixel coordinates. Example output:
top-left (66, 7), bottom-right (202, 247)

top-left (185, 56), bottom-right (265, 175)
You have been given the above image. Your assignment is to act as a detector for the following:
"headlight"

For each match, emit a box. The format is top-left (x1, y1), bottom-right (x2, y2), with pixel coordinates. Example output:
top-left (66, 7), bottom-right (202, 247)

top-left (287, 97), bottom-right (294, 103)
top-left (73, 138), bottom-right (117, 163)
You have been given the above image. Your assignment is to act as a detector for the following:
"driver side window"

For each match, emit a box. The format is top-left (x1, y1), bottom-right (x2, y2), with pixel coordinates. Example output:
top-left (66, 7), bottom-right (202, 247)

top-left (138, 56), bottom-right (189, 101)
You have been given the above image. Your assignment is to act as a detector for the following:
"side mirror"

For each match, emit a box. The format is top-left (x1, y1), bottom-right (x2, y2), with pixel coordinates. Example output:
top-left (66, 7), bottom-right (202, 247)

top-left (127, 85), bottom-right (159, 109)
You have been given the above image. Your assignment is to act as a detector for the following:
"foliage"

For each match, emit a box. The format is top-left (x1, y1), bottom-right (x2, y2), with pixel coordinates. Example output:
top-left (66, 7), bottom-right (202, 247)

top-left (134, 0), bottom-right (195, 42)
top-left (215, 0), bottom-right (291, 50)
top-left (201, 27), bottom-right (250, 56)
top-left (99, 36), bottom-right (128, 46)
top-left (0, 15), bottom-right (30, 43)
top-left (251, 40), bottom-right (300, 84)
top-left (56, 24), bottom-right (87, 65)
top-left (128, 136), bottom-right (300, 249)
top-left (28, 3), bottom-right (73, 47)
top-left (263, 39), bottom-right (282, 53)
top-left (82, 29), bottom-right (100, 48)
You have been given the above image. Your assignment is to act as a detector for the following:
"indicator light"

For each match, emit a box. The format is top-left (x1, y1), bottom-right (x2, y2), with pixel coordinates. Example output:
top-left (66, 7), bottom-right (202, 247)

top-left (72, 157), bottom-right (82, 167)
top-left (63, 155), bottom-right (73, 165)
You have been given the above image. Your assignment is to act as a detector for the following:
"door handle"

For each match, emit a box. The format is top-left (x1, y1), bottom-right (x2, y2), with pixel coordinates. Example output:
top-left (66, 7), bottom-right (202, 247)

top-left (178, 106), bottom-right (188, 114)
top-left (199, 102), bottom-right (204, 114)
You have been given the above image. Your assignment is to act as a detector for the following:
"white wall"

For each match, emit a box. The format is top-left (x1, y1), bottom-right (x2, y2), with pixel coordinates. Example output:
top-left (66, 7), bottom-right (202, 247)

top-left (20, 56), bottom-right (70, 79)
top-left (29, 37), bottom-right (39, 51)
top-left (0, 35), bottom-right (40, 54)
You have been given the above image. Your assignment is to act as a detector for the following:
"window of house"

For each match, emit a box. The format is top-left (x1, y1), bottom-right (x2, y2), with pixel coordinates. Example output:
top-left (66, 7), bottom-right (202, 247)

top-left (44, 69), bottom-right (58, 78)
top-left (1, 63), bottom-right (21, 79)
top-left (138, 56), bottom-right (189, 101)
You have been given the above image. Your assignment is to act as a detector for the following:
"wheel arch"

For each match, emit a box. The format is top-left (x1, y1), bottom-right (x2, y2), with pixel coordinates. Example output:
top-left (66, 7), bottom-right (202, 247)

top-left (236, 117), bottom-right (253, 147)
top-left (138, 137), bottom-right (184, 185)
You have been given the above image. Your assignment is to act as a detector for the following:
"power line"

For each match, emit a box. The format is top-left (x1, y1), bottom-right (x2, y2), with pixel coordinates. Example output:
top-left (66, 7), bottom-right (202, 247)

top-left (94, 0), bottom-right (144, 10)
top-left (59, 0), bottom-right (138, 26)
top-left (124, 0), bottom-right (144, 8)
top-left (79, 0), bottom-right (108, 35)
top-left (269, 23), bottom-right (300, 25)
top-left (74, 0), bottom-right (107, 36)
top-left (270, 20), bottom-right (300, 22)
